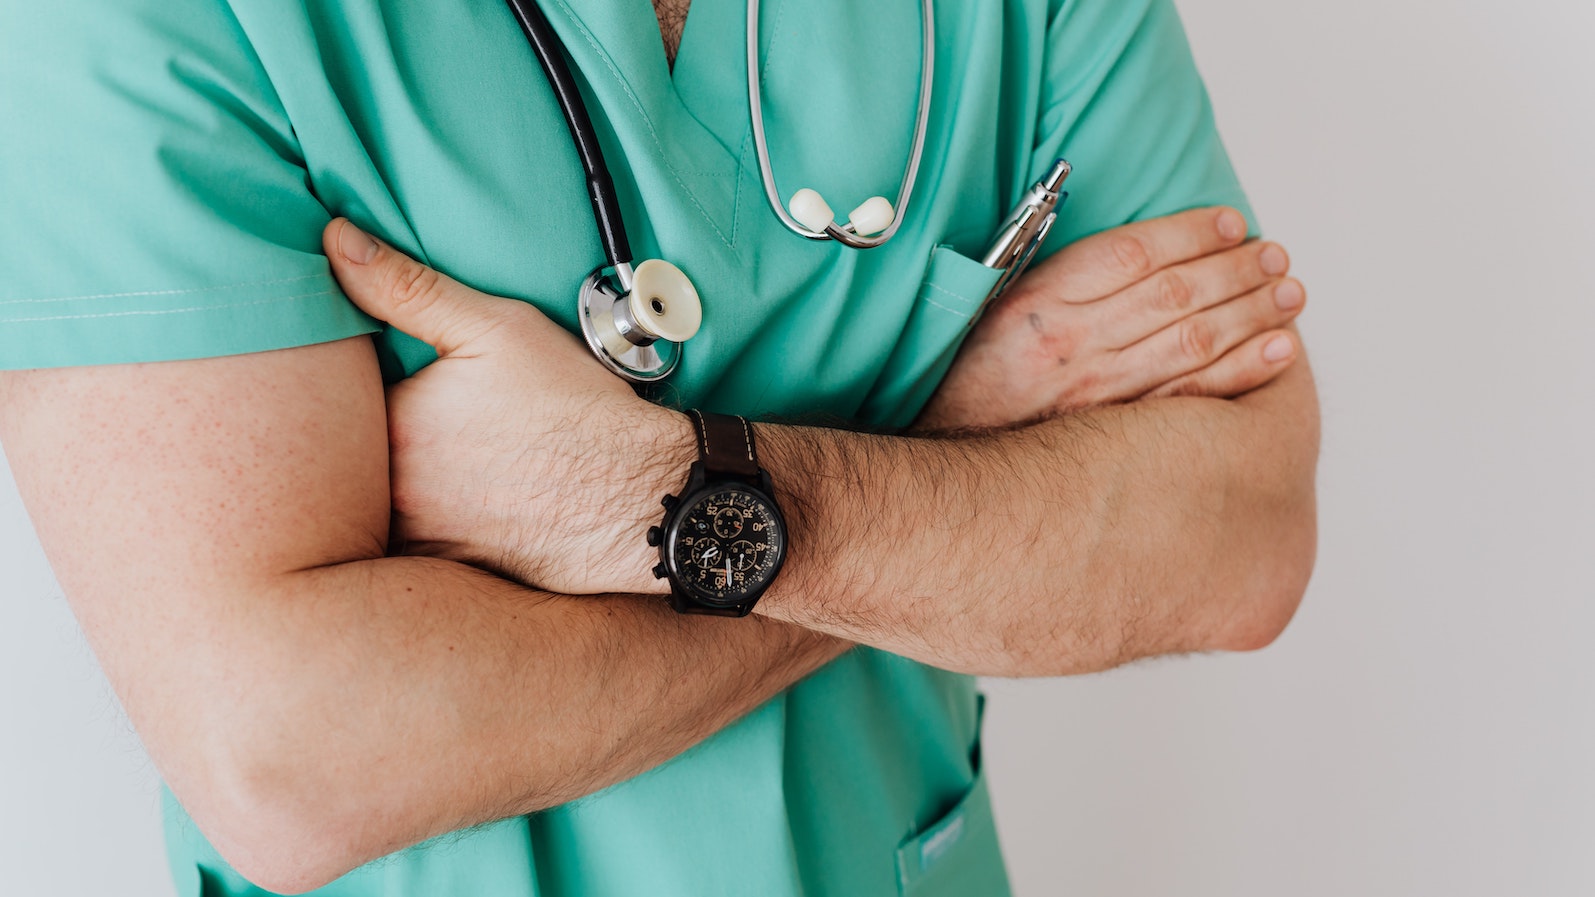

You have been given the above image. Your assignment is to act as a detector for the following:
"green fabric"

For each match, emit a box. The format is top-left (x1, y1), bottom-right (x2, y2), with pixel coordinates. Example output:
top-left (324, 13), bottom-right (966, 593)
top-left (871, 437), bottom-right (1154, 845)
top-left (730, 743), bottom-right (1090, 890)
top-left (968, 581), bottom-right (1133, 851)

top-left (5, 0), bottom-right (1252, 893)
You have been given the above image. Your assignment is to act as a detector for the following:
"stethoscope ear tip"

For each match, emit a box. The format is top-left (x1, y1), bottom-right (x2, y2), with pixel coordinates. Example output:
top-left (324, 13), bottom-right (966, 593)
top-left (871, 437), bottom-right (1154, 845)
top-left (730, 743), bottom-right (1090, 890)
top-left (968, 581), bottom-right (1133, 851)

top-left (847, 196), bottom-right (894, 238)
top-left (789, 188), bottom-right (836, 233)
top-left (788, 188), bottom-right (897, 240)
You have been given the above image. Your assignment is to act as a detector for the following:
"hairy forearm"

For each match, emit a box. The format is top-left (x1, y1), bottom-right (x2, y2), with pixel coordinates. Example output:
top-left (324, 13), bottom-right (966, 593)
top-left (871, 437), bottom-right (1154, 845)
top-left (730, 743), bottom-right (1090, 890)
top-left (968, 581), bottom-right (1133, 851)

top-left (187, 557), bottom-right (843, 890)
top-left (752, 357), bottom-right (1319, 676)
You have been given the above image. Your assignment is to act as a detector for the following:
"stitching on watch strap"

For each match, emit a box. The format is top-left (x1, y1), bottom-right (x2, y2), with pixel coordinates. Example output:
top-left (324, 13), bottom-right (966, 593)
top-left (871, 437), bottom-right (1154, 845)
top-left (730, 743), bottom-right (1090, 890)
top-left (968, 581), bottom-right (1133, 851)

top-left (738, 416), bottom-right (754, 464)
top-left (690, 409), bottom-right (709, 457)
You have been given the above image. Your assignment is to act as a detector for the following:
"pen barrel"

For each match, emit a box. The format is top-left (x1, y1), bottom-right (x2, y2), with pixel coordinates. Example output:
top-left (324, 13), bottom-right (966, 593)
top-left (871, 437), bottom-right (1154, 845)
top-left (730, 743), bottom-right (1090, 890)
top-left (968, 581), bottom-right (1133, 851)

top-left (980, 218), bottom-right (1026, 268)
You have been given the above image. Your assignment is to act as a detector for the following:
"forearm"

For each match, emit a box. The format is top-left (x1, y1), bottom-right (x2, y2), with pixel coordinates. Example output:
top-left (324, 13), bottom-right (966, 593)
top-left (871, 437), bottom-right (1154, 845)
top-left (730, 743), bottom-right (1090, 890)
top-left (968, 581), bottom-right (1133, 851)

top-left (0, 340), bottom-right (847, 893)
top-left (754, 356), bottom-right (1319, 676)
top-left (152, 557), bottom-right (843, 891)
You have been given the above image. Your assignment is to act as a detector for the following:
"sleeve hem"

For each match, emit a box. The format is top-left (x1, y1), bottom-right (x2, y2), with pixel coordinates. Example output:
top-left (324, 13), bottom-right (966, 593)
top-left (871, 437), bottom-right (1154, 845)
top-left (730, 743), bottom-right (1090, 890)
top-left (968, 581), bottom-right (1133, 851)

top-left (0, 281), bottom-right (379, 371)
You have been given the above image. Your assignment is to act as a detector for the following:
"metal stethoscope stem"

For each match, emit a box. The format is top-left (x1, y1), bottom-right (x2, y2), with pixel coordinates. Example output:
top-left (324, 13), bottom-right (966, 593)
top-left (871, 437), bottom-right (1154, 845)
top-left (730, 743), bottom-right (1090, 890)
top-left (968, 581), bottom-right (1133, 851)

top-left (746, 0), bottom-right (936, 249)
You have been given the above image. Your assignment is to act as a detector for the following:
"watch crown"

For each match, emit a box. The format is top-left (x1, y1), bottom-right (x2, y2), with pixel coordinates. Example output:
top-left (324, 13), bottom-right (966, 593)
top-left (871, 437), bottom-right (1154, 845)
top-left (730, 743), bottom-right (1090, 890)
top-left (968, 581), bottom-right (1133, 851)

top-left (661, 494), bottom-right (679, 510)
top-left (646, 526), bottom-right (662, 546)
top-left (652, 563), bottom-right (669, 580)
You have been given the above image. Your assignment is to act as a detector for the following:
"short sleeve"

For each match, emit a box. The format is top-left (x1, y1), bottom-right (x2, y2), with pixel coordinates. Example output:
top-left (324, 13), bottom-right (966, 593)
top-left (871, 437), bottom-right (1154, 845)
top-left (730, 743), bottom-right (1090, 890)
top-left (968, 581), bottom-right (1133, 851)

top-left (1030, 0), bottom-right (1258, 254)
top-left (0, 0), bottom-right (377, 371)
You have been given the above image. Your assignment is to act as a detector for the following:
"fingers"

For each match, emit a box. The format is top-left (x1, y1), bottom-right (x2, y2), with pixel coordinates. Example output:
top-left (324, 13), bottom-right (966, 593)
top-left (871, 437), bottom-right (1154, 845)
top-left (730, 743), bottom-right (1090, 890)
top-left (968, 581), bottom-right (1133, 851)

top-left (1145, 330), bottom-right (1299, 399)
top-left (1094, 240), bottom-right (1290, 348)
top-left (1109, 277), bottom-right (1307, 399)
top-left (323, 218), bottom-right (510, 356)
top-left (1025, 206), bottom-right (1251, 303)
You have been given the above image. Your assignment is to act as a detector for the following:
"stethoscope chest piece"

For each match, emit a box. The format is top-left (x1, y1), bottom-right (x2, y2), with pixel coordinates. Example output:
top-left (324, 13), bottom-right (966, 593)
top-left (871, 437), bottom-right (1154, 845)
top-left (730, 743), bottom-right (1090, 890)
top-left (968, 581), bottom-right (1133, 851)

top-left (579, 259), bottom-right (703, 383)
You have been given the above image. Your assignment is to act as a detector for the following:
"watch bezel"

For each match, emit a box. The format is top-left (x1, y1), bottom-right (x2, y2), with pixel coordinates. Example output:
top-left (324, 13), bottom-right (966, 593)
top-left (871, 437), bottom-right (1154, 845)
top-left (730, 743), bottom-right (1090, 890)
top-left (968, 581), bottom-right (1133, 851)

top-left (660, 478), bottom-right (788, 611)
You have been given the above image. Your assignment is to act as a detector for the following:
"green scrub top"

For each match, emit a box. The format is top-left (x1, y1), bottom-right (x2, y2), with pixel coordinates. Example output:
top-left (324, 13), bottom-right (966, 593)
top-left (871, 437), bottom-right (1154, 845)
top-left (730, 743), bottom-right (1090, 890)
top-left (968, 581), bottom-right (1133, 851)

top-left (0, 0), bottom-right (1252, 894)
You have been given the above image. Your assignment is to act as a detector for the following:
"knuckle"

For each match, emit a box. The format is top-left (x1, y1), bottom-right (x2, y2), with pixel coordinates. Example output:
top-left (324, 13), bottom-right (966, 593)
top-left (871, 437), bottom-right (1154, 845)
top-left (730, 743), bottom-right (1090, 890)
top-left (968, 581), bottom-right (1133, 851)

top-left (1177, 318), bottom-right (1217, 362)
top-left (484, 303), bottom-right (535, 342)
top-left (1152, 269), bottom-right (1194, 312)
top-left (387, 262), bottom-right (442, 310)
top-left (1108, 234), bottom-right (1153, 279)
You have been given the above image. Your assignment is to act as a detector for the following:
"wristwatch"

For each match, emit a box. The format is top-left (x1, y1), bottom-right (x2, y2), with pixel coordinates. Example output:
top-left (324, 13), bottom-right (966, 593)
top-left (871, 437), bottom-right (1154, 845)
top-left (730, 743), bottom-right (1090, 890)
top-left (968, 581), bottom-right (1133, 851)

top-left (648, 410), bottom-right (788, 617)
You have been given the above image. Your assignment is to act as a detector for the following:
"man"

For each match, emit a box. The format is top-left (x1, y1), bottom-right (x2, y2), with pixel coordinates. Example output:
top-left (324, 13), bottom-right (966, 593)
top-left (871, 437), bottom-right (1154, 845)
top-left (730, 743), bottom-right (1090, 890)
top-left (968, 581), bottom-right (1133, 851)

top-left (0, 0), bottom-right (1316, 894)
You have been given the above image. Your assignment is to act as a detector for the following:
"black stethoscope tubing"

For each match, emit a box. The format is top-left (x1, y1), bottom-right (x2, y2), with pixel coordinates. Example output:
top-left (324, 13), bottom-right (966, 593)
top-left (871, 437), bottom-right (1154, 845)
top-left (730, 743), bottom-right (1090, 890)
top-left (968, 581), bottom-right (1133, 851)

top-left (502, 0), bottom-right (633, 271)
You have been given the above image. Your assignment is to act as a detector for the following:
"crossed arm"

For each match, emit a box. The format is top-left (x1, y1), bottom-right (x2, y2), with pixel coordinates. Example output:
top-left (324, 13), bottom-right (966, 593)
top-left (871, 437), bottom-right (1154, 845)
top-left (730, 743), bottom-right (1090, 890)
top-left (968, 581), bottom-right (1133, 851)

top-left (0, 338), bottom-right (849, 891)
top-left (758, 358), bottom-right (1317, 674)
top-left (0, 212), bottom-right (1316, 893)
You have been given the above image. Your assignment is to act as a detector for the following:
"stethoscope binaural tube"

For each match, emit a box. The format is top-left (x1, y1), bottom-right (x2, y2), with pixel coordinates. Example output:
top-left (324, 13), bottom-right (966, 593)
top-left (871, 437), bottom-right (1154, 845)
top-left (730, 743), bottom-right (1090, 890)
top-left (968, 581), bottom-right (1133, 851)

top-left (747, 0), bottom-right (936, 249)
top-left (502, 0), bottom-right (703, 383)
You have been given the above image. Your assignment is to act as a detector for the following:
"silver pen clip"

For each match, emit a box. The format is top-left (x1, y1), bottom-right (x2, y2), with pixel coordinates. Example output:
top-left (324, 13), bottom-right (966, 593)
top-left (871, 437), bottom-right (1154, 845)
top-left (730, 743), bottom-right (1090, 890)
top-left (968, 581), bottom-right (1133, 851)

top-left (972, 159), bottom-right (1072, 325)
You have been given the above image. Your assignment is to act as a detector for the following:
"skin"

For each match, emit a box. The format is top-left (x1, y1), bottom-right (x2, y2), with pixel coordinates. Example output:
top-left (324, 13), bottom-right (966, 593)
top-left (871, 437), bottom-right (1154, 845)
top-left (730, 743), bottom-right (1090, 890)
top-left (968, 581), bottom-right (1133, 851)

top-left (0, 208), bottom-right (1314, 892)
top-left (653, 0), bottom-right (691, 65)
top-left (323, 211), bottom-right (1316, 674)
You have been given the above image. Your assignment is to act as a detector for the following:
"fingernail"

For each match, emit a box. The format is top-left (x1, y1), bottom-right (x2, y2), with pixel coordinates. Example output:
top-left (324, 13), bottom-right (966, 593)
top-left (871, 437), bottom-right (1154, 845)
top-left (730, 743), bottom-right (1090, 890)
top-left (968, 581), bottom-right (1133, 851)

top-left (1259, 244), bottom-right (1288, 276)
top-left (1263, 334), bottom-right (1295, 363)
top-left (1216, 209), bottom-right (1246, 241)
top-left (1274, 279), bottom-right (1305, 311)
top-left (338, 220), bottom-right (378, 264)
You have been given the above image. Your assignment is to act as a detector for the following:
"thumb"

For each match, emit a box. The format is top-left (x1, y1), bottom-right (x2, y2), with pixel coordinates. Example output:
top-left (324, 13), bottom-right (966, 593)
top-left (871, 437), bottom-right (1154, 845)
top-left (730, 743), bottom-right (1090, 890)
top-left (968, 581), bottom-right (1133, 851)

top-left (324, 218), bottom-right (504, 355)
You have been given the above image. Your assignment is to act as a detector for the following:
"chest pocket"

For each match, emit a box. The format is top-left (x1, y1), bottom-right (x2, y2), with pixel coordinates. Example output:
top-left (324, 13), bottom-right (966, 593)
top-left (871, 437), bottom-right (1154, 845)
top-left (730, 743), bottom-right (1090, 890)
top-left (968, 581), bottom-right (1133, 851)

top-left (857, 246), bottom-right (1002, 430)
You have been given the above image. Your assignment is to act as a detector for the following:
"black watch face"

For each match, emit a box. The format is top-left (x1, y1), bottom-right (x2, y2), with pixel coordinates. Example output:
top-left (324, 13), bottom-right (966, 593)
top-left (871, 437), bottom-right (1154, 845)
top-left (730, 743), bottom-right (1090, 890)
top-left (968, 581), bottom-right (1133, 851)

top-left (668, 485), bottom-right (786, 605)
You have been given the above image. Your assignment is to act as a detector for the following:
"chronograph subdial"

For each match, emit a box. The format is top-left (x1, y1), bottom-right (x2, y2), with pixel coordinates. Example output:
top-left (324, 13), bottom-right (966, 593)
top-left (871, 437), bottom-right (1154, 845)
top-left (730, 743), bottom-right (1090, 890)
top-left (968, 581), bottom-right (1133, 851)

top-left (728, 540), bottom-right (759, 572)
top-left (690, 540), bottom-right (724, 568)
top-left (713, 507), bottom-right (745, 539)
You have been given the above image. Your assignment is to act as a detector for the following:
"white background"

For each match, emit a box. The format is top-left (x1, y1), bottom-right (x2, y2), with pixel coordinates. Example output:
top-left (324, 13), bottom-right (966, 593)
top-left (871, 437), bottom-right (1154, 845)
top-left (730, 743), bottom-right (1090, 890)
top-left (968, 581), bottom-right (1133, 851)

top-left (4, 0), bottom-right (1593, 894)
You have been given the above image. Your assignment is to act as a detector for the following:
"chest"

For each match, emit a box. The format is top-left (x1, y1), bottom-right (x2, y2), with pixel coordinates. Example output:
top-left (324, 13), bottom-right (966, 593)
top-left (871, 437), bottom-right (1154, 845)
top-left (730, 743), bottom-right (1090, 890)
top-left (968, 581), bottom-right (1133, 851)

top-left (245, 0), bottom-right (1043, 420)
top-left (653, 0), bottom-right (691, 65)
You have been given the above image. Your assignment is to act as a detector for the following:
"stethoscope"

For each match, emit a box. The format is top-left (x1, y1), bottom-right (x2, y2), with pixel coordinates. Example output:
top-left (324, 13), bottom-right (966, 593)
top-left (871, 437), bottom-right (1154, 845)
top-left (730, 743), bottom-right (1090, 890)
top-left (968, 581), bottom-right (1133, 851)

top-left (503, 0), bottom-right (935, 383)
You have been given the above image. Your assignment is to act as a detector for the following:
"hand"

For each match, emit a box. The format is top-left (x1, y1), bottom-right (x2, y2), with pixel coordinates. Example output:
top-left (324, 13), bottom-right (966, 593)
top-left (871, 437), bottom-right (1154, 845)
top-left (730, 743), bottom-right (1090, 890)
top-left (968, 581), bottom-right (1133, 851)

top-left (323, 219), bottom-right (693, 595)
top-left (918, 207), bottom-right (1305, 430)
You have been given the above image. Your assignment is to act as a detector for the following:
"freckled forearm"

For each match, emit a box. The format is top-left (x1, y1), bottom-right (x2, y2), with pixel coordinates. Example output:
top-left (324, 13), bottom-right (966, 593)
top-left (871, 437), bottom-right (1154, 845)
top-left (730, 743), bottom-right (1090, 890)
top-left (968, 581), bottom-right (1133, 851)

top-left (0, 344), bottom-right (854, 890)
top-left (170, 556), bottom-right (846, 888)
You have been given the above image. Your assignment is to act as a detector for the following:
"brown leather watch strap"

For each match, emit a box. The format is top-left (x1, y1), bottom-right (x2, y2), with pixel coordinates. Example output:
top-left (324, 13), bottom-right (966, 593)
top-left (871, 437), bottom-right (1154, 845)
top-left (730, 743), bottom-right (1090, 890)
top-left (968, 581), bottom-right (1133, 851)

top-left (687, 409), bottom-right (760, 481)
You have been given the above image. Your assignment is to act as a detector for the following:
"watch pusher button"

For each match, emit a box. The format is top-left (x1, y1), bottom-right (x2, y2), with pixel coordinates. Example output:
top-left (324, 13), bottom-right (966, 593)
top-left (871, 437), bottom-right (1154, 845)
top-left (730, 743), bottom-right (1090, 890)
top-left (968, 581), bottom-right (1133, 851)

top-left (661, 495), bottom-right (679, 510)
top-left (652, 564), bottom-right (669, 579)
top-left (646, 526), bottom-right (662, 546)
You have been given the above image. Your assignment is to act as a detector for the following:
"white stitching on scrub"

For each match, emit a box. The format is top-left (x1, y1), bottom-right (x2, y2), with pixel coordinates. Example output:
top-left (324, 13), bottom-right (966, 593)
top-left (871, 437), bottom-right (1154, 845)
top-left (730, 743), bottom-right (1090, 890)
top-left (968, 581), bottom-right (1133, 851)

top-left (545, 0), bottom-right (736, 249)
top-left (918, 294), bottom-right (975, 319)
top-left (3, 289), bottom-right (341, 323)
top-left (0, 273), bottom-right (326, 307)
top-left (924, 282), bottom-right (979, 310)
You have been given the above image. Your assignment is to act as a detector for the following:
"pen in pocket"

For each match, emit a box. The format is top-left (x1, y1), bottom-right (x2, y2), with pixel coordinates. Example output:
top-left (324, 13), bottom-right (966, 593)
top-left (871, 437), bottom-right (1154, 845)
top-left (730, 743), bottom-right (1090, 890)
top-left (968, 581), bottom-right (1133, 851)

top-left (973, 158), bottom-right (1072, 324)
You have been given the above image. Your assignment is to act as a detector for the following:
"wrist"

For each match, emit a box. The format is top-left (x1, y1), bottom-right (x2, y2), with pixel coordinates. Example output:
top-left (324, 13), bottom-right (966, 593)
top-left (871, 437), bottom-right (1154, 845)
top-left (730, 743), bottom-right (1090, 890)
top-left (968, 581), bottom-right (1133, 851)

top-left (498, 402), bottom-right (695, 597)
top-left (618, 407), bottom-right (698, 595)
top-left (740, 421), bottom-right (850, 624)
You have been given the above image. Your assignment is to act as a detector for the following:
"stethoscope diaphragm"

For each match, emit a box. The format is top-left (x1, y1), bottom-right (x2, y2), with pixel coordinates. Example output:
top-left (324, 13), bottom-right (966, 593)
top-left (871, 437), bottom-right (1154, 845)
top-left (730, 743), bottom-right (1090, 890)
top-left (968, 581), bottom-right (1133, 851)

top-left (578, 260), bottom-right (703, 383)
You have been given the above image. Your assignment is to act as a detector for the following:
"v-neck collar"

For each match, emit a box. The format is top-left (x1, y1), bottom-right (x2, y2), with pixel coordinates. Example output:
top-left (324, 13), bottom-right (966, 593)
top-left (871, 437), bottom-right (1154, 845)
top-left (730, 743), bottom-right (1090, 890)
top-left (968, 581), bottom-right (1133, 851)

top-left (538, 0), bottom-right (751, 249)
